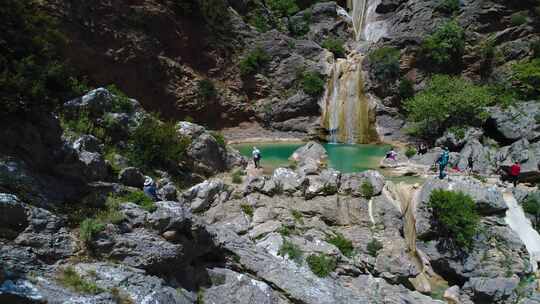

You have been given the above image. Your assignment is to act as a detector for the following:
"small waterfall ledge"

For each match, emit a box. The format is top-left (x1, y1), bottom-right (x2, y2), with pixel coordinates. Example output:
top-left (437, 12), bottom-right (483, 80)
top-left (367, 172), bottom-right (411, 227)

top-left (503, 192), bottom-right (540, 271)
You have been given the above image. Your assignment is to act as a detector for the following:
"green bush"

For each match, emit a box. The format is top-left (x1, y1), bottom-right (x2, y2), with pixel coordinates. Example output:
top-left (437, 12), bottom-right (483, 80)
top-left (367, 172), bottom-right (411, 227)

top-left (127, 114), bottom-right (191, 170)
top-left (327, 233), bottom-right (354, 257)
top-left (124, 190), bottom-right (156, 212)
top-left (306, 254), bottom-right (337, 277)
top-left (106, 84), bottom-right (133, 113)
top-left (249, 9), bottom-right (271, 33)
top-left (291, 210), bottom-right (304, 224)
top-left (240, 204), bottom-right (254, 217)
top-left (322, 38), bottom-right (346, 58)
top-left (405, 146), bottom-right (417, 158)
top-left (511, 58), bottom-right (540, 99)
top-left (437, 0), bottom-right (459, 14)
top-left (428, 189), bottom-right (480, 250)
top-left (399, 77), bottom-right (415, 100)
top-left (197, 79), bottom-right (217, 100)
top-left (210, 131), bottom-right (226, 148)
top-left (531, 40), bottom-right (540, 58)
top-left (60, 111), bottom-right (106, 141)
top-left (0, 0), bottom-right (83, 116)
top-left (420, 21), bottom-right (465, 71)
top-left (267, 0), bottom-right (299, 17)
top-left (360, 181), bottom-right (374, 199)
top-left (301, 71), bottom-right (325, 96)
top-left (523, 193), bottom-right (540, 230)
top-left (231, 170), bottom-right (243, 184)
top-left (79, 219), bottom-right (105, 244)
top-left (367, 238), bottom-right (383, 257)
top-left (278, 239), bottom-right (303, 265)
top-left (199, 0), bottom-right (231, 30)
top-left (58, 267), bottom-right (103, 294)
top-left (404, 75), bottom-right (495, 138)
top-left (510, 12), bottom-right (528, 26)
top-left (289, 9), bottom-right (311, 37)
top-left (368, 47), bottom-right (400, 81)
top-left (239, 48), bottom-right (271, 76)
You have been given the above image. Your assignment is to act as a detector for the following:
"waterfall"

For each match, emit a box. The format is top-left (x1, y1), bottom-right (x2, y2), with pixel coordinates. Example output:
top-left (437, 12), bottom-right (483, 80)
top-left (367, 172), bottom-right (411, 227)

top-left (320, 0), bottom-right (388, 144)
top-left (320, 54), bottom-right (377, 144)
top-left (504, 192), bottom-right (540, 271)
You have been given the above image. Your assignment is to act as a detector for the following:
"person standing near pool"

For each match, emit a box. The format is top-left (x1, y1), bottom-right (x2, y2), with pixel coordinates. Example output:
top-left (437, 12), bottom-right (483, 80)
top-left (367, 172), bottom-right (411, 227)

top-left (252, 147), bottom-right (261, 168)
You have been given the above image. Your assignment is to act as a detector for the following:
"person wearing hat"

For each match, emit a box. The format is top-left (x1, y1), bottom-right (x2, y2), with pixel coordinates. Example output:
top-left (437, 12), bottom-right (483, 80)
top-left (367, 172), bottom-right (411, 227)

top-left (143, 176), bottom-right (158, 201)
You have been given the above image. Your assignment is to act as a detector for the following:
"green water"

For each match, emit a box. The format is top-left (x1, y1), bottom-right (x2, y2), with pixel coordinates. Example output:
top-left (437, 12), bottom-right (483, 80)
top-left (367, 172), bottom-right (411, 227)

top-left (233, 142), bottom-right (390, 173)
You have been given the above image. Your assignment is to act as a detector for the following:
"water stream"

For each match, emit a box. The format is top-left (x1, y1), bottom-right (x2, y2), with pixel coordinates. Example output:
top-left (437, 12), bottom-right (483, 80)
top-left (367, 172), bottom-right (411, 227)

top-left (504, 192), bottom-right (540, 271)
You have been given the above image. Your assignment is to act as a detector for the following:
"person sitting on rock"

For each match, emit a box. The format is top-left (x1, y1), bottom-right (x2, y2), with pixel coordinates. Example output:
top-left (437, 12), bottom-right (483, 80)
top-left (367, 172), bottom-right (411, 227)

top-left (436, 147), bottom-right (450, 180)
top-left (143, 176), bottom-right (158, 201)
top-left (252, 147), bottom-right (261, 169)
top-left (385, 148), bottom-right (398, 161)
top-left (509, 161), bottom-right (521, 187)
top-left (418, 142), bottom-right (428, 155)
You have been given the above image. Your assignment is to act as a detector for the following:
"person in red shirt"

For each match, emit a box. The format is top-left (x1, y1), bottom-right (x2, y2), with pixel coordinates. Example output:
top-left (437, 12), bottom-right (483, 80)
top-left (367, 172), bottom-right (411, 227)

top-left (509, 161), bottom-right (521, 187)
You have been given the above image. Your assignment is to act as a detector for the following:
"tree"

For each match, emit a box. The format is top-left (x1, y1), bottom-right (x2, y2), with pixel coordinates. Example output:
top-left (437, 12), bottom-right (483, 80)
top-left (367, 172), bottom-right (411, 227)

top-left (404, 75), bottom-right (495, 138)
top-left (420, 20), bottom-right (465, 72)
top-left (523, 193), bottom-right (540, 231)
top-left (511, 58), bottom-right (540, 99)
top-left (368, 47), bottom-right (401, 81)
top-left (428, 189), bottom-right (480, 250)
top-left (267, 0), bottom-right (299, 17)
top-left (0, 0), bottom-right (82, 116)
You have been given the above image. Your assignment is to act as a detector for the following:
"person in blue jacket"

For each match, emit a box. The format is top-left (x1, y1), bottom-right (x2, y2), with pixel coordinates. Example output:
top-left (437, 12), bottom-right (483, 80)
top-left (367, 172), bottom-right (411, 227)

top-left (436, 147), bottom-right (450, 179)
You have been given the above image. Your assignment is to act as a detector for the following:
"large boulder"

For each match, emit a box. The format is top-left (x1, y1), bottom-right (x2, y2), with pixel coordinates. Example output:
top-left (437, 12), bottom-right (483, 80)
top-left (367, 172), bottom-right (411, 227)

top-left (272, 167), bottom-right (308, 196)
top-left (148, 201), bottom-right (192, 233)
top-left (118, 167), bottom-right (145, 188)
top-left (304, 168), bottom-right (341, 199)
top-left (182, 179), bottom-right (230, 212)
top-left (338, 170), bottom-right (385, 197)
top-left (435, 127), bottom-right (484, 151)
top-left (290, 141), bottom-right (328, 174)
top-left (486, 101), bottom-right (540, 144)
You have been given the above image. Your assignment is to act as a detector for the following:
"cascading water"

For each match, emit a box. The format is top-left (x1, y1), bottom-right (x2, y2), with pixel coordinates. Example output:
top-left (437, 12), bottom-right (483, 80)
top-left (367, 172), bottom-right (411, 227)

top-left (320, 0), bottom-right (384, 144)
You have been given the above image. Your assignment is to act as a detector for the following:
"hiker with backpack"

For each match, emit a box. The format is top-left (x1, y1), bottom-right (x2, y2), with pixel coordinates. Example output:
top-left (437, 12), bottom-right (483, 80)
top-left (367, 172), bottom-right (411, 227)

top-left (436, 147), bottom-right (450, 180)
top-left (509, 161), bottom-right (521, 187)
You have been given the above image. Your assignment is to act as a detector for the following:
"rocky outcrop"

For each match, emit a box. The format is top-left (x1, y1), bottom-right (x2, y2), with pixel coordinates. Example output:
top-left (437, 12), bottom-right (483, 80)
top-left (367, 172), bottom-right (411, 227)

top-left (486, 102), bottom-right (540, 145)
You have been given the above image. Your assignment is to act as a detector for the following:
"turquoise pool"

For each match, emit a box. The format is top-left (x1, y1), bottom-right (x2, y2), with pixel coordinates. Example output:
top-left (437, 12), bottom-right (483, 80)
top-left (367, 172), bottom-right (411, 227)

top-left (233, 142), bottom-right (390, 173)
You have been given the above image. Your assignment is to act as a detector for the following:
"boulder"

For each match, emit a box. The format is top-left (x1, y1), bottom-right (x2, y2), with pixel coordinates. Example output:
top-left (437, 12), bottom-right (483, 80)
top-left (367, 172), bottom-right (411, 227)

top-left (63, 88), bottom-right (114, 117)
top-left (0, 193), bottom-right (28, 239)
top-left (118, 167), bottom-right (145, 188)
top-left (463, 276), bottom-right (519, 303)
top-left (77, 151), bottom-right (109, 182)
top-left (486, 101), bottom-right (540, 144)
top-left (290, 141), bottom-right (328, 174)
top-left (157, 183), bottom-right (179, 201)
top-left (272, 167), bottom-right (308, 196)
top-left (72, 135), bottom-right (103, 153)
top-left (204, 268), bottom-right (282, 304)
top-left (182, 179), bottom-right (229, 212)
top-left (148, 201), bottom-right (192, 233)
top-left (435, 127), bottom-right (484, 151)
top-left (305, 168), bottom-right (341, 199)
top-left (338, 170), bottom-right (385, 197)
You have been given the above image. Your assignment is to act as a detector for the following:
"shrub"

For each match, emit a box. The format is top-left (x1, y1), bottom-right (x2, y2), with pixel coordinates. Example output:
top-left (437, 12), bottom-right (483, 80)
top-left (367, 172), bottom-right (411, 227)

top-left (58, 267), bottom-right (103, 294)
top-left (278, 225), bottom-right (292, 236)
top-left (239, 48), bottom-right (271, 76)
top-left (399, 77), bottom-right (415, 100)
top-left (510, 12), bottom-right (528, 26)
top-left (306, 254), bottom-right (337, 277)
top-left (199, 0), bottom-right (231, 30)
top-left (240, 204), bottom-right (254, 217)
top-left (124, 190), bottom-right (156, 212)
top-left (278, 239), bottom-right (303, 264)
top-left (420, 20), bottom-right (465, 71)
top-left (127, 114), bottom-right (191, 170)
top-left (96, 196), bottom-right (126, 224)
top-left (267, 0), bottom-right (299, 17)
top-left (197, 79), bottom-right (217, 100)
top-left (327, 233), bottom-right (354, 257)
top-left (79, 219), bottom-right (105, 244)
top-left (437, 0), bottom-right (459, 14)
top-left (405, 146), bottom-right (417, 158)
top-left (367, 238), bottom-right (383, 257)
top-left (249, 10), bottom-right (271, 33)
top-left (368, 47), bottom-right (400, 81)
top-left (210, 131), bottom-right (226, 148)
top-left (106, 84), bottom-right (133, 113)
top-left (427, 189), bottom-right (480, 250)
top-left (289, 9), bottom-right (311, 37)
top-left (60, 111), bottom-right (106, 141)
top-left (291, 210), bottom-right (304, 224)
top-left (301, 71), bottom-right (325, 96)
top-left (231, 170), bottom-right (243, 184)
top-left (404, 75), bottom-right (495, 138)
top-left (360, 181), bottom-right (374, 199)
top-left (322, 38), bottom-right (346, 58)
top-left (511, 59), bottom-right (540, 99)
top-left (523, 193), bottom-right (540, 230)
top-left (0, 0), bottom-right (83, 116)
